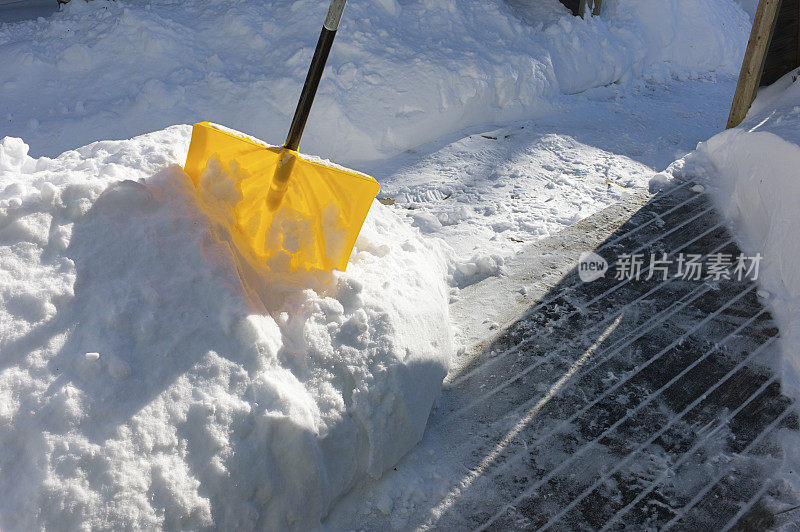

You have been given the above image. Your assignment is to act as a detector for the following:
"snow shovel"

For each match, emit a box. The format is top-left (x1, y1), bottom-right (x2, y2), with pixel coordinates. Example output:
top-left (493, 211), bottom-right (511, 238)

top-left (183, 0), bottom-right (380, 272)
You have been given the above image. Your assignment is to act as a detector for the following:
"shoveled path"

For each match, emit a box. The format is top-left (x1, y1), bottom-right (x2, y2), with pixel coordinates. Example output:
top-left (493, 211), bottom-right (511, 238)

top-left (325, 180), bottom-right (800, 530)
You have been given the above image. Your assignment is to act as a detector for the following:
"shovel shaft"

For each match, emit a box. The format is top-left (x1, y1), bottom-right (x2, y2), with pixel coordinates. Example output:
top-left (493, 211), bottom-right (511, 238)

top-left (283, 0), bottom-right (347, 151)
top-left (266, 150), bottom-right (298, 211)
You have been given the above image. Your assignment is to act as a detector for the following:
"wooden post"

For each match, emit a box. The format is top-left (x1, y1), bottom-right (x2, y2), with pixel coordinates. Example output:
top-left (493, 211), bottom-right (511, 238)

top-left (727, 0), bottom-right (783, 129)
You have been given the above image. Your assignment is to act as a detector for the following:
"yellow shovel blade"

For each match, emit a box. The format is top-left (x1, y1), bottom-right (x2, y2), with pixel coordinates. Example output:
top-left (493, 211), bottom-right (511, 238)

top-left (184, 122), bottom-right (380, 272)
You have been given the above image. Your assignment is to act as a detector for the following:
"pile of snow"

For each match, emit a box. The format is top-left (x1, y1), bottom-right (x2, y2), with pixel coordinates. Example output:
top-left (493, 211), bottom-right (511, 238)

top-left (671, 73), bottom-right (800, 399)
top-left (0, 0), bottom-right (751, 163)
top-left (0, 127), bottom-right (451, 529)
top-left (659, 71), bottom-right (800, 493)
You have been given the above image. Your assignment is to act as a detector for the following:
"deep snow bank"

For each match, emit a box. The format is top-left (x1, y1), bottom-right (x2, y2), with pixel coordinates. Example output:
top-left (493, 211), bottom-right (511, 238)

top-left (0, 0), bottom-right (750, 162)
top-left (0, 127), bottom-right (451, 529)
top-left (661, 72), bottom-right (800, 491)
top-left (671, 73), bottom-right (800, 400)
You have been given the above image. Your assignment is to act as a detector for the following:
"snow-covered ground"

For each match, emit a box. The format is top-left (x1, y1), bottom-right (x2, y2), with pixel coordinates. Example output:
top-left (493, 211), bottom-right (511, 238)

top-left (0, 0), bottom-right (776, 528)
top-left (371, 76), bottom-right (741, 275)
top-left (0, 0), bottom-right (56, 25)
top-left (1, 0), bottom-right (749, 164)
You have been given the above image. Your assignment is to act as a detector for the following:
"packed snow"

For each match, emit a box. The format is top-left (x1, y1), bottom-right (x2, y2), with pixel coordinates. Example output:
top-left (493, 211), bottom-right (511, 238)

top-left (0, 0), bottom-right (774, 528)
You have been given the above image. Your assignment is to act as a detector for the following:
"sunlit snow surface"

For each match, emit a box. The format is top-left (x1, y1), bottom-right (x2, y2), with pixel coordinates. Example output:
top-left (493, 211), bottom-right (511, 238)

top-left (0, 0), bottom-right (749, 164)
top-left (370, 77), bottom-right (742, 284)
top-left (0, 0), bottom-right (766, 528)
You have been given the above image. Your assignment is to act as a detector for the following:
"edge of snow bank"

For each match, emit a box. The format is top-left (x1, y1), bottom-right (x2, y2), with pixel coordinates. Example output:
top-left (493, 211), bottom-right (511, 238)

top-left (690, 128), bottom-right (800, 383)
top-left (0, 127), bottom-right (452, 529)
top-left (658, 71), bottom-right (800, 495)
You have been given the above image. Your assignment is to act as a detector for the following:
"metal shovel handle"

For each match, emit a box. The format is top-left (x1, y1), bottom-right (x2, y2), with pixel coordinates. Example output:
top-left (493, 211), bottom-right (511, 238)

top-left (324, 0), bottom-right (347, 31)
top-left (283, 0), bottom-right (347, 152)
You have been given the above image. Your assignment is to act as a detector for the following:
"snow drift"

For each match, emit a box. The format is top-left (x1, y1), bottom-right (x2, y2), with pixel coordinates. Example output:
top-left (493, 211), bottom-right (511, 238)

top-left (672, 73), bottom-right (800, 401)
top-left (0, 126), bottom-right (451, 529)
top-left (660, 72), bottom-right (800, 495)
top-left (0, 0), bottom-right (751, 163)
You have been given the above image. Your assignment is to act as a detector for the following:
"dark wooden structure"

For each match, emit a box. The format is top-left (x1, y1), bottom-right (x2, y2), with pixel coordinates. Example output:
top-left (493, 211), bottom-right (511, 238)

top-left (558, 0), bottom-right (602, 17)
top-left (762, 0), bottom-right (800, 85)
top-left (728, 0), bottom-right (800, 128)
